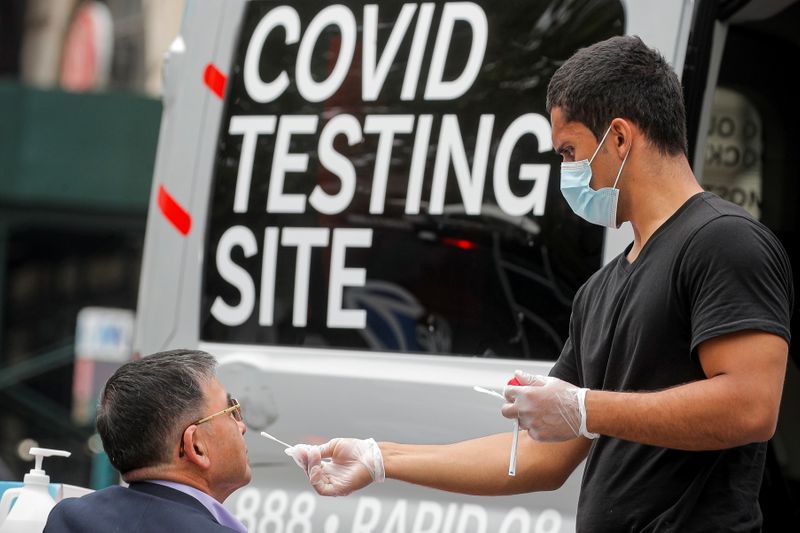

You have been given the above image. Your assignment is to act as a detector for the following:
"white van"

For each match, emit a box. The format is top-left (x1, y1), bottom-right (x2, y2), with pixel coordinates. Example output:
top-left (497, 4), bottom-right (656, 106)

top-left (134, 1), bottom-right (800, 530)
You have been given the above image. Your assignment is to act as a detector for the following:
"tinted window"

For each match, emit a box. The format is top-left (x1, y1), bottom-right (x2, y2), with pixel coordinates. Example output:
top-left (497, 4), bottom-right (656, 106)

top-left (201, 0), bottom-right (624, 360)
top-left (709, 14), bottom-right (800, 525)
top-left (701, 87), bottom-right (762, 219)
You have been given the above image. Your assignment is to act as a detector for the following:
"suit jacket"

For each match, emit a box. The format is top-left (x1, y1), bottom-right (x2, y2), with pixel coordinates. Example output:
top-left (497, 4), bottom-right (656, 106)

top-left (43, 481), bottom-right (240, 532)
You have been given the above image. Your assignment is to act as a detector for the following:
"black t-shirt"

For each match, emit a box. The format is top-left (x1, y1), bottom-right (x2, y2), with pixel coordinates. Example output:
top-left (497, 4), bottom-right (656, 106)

top-left (550, 192), bottom-right (793, 532)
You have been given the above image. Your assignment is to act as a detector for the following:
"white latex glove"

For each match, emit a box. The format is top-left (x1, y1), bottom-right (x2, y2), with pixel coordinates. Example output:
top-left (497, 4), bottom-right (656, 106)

top-left (501, 370), bottom-right (598, 441)
top-left (285, 438), bottom-right (385, 496)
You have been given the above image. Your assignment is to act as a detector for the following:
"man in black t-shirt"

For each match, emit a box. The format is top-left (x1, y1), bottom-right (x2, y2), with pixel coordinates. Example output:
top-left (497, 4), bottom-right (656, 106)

top-left (285, 36), bottom-right (793, 532)
top-left (539, 191), bottom-right (792, 531)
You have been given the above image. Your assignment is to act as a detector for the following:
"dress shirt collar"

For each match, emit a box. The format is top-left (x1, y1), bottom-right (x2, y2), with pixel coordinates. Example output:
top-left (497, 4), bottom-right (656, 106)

top-left (144, 480), bottom-right (247, 533)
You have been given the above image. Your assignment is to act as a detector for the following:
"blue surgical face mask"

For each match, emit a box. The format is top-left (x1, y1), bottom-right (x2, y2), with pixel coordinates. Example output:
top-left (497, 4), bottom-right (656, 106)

top-left (560, 125), bottom-right (630, 228)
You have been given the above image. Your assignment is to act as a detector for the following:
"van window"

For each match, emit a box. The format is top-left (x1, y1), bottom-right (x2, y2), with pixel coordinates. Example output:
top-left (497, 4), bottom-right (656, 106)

top-left (708, 13), bottom-right (800, 523)
top-left (201, 0), bottom-right (624, 360)
top-left (701, 87), bottom-right (762, 219)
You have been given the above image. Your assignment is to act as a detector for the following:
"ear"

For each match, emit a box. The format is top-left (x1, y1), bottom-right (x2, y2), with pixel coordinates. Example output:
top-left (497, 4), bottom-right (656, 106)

top-left (610, 117), bottom-right (634, 158)
top-left (182, 425), bottom-right (212, 470)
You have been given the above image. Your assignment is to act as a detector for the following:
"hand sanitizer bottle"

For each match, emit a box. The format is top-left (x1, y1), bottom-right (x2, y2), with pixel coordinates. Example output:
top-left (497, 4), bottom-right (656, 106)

top-left (0, 448), bottom-right (71, 533)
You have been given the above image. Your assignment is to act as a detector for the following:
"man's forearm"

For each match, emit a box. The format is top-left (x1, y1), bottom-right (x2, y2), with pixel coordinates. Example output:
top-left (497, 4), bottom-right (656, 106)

top-left (586, 376), bottom-right (781, 450)
top-left (380, 433), bottom-right (590, 495)
top-left (586, 331), bottom-right (788, 450)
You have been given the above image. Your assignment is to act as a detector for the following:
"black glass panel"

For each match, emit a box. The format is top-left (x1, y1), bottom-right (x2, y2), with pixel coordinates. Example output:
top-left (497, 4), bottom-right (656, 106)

top-left (201, 0), bottom-right (624, 360)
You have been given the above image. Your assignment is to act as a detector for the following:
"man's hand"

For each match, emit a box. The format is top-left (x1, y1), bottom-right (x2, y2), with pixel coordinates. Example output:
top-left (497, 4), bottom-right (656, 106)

top-left (285, 438), bottom-right (385, 496)
top-left (502, 371), bottom-right (597, 441)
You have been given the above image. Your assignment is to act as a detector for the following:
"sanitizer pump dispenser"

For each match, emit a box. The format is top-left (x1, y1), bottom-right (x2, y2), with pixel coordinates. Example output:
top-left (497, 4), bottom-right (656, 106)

top-left (0, 447), bottom-right (71, 533)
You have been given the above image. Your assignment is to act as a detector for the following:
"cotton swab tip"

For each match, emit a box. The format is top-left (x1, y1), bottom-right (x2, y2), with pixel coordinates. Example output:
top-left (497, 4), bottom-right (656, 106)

top-left (260, 431), bottom-right (292, 448)
top-left (473, 385), bottom-right (505, 400)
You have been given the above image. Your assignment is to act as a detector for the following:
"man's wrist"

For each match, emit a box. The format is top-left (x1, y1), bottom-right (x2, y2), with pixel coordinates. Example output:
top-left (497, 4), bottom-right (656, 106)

top-left (365, 438), bottom-right (385, 482)
top-left (376, 441), bottom-right (395, 481)
top-left (577, 388), bottom-right (599, 439)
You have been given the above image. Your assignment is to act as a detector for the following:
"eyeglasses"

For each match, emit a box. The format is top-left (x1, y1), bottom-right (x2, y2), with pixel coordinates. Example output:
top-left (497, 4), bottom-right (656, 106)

top-left (179, 396), bottom-right (243, 457)
top-left (193, 396), bottom-right (243, 425)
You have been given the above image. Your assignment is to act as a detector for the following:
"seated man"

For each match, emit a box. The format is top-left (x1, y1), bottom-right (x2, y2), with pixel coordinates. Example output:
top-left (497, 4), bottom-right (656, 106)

top-left (45, 349), bottom-right (250, 533)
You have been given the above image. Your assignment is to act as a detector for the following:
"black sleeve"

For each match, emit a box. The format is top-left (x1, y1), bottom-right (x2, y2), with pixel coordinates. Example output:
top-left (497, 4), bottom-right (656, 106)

top-left (550, 283), bottom-right (588, 386)
top-left (549, 282), bottom-right (585, 386)
top-left (681, 215), bottom-right (793, 354)
top-left (549, 333), bottom-right (579, 384)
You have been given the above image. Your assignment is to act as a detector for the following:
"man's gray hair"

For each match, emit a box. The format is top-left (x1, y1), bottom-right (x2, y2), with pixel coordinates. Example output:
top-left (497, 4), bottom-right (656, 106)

top-left (96, 349), bottom-right (217, 474)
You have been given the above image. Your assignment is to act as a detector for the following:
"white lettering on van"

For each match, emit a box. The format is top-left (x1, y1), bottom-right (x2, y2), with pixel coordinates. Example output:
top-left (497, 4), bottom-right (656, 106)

top-left (455, 504), bottom-right (487, 533)
top-left (228, 116), bottom-right (277, 213)
top-left (494, 113), bottom-right (552, 216)
top-left (328, 229), bottom-right (372, 328)
top-left (310, 114), bottom-right (363, 215)
top-left (226, 113), bottom-right (552, 218)
top-left (364, 115), bottom-right (415, 214)
top-left (215, 1), bottom-right (560, 332)
top-left (211, 226), bottom-right (257, 326)
top-left (442, 503), bottom-right (458, 533)
top-left (353, 497), bottom-right (382, 533)
top-left (282, 228), bottom-right (330, 327)
top-left (362, 4), bottom-right (418, 101)
top-left (258, 489), bottom-right (289, 532)
top-left (401, 3), bottom-right (436, 101)
top-left (351, 498), bottom-right (463, 533)
top-left (424, 2), bottom-right (488, 100)
top-left (259, 227), bottom-right (279, 326)
top-left (213, 227), bottom-right (371, 328)
top-left (498, 507), bottom-right (529, 533)
top-left (534, 509), bottom-right (563, 533)
top-left (411, 501), bottom-right (444, 533)
top-left (234, 489), bottom-right (569, 532)
top-left (295, 5), bottom-right (357, 102)
top-left (384, 499), bottom-right (408, 533)
top-left (405, 114), bottom-right (433, 214)
top-left (242, 3), bottom-right (486, 103)
top-left (243, 6), bottom-right (300, 103)
top-left (429, 114), bottom-right (494, 215)
top-left (267, 115), bottom-right (317, 213)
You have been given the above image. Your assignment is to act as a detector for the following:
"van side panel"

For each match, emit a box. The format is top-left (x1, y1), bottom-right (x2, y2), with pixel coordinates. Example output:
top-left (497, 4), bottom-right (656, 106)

top-left (136, 0), bottom-right (247, 354)
top-left (135, 1), bottom-right (695, 531)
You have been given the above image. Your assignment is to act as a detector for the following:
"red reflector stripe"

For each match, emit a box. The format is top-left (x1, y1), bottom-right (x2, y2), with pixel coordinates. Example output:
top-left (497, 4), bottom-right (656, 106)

top-left (203, 63), bottom-right (226, 99)
top-left (443, 237), bottom-right (478, 250)
top-left (158, 185), bottom-right (192, 236)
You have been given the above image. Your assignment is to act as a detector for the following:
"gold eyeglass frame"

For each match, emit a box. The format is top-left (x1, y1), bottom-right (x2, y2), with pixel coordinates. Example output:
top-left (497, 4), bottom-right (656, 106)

top-left (178, 396), bottom-right (243, 457)
top-left (193, 397), bottom-right (242, 426)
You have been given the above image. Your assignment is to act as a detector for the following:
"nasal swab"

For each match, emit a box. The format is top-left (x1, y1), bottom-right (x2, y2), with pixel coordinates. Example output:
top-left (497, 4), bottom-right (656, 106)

top-left (472, 379), bottom-right (522, 477)
top-left (506, 377), bottom-right (521, 477)
top-left (260, 431), bottom-right (292, 448)
top-left (509, 419), bottom-right (520, 476)
top-left (473, 385), bottom-right (505, 400)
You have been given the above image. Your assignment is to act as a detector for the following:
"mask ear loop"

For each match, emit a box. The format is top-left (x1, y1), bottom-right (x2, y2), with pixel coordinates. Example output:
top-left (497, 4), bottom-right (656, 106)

top-left (588, 125), bottom-right (614, 164)
top-left (612, 145), bottom-right (631, 189)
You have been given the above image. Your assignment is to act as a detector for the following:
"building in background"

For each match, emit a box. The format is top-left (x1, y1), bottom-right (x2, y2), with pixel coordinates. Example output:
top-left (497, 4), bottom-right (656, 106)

top-left (0, 0), bottom-right (184, 488)
top-left (18, 0), bottom-right (185, 94)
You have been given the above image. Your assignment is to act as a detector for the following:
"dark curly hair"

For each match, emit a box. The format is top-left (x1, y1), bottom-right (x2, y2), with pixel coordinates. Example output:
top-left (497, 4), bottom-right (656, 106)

top-left (547, 35), bottom-right (687, 156)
